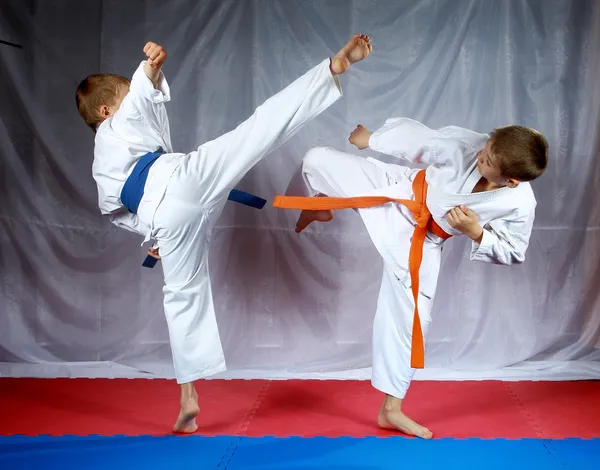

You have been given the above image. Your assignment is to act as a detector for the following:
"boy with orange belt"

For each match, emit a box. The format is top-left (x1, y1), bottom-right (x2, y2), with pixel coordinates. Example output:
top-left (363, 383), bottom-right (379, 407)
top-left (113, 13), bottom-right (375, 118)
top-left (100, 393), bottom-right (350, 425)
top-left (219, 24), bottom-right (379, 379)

top-left (274, 118), bottom-right (548, 438)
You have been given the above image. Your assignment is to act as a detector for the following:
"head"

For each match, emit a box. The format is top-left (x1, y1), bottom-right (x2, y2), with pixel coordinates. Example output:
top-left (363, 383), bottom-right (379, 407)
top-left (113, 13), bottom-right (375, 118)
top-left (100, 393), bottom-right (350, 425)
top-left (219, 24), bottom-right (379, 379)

top-left (75, 74), bottom-right (130, 132)
top-left (476, 125), bottom-right (548, 188)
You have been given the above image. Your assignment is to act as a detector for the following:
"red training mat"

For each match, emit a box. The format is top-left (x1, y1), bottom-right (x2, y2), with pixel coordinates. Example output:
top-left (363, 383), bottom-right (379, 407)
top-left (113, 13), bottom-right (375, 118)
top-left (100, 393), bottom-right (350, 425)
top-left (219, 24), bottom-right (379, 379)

top-left (0, 378), bottom-right (267, 436)
top-left (0, 378), bottom-right (598, 439)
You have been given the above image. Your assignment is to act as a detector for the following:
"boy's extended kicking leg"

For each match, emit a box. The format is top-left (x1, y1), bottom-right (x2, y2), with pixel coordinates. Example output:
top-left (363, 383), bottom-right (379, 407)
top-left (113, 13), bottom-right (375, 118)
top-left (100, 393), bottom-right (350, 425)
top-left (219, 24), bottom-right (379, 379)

top-left (185, 34), bottom-right (372, 207)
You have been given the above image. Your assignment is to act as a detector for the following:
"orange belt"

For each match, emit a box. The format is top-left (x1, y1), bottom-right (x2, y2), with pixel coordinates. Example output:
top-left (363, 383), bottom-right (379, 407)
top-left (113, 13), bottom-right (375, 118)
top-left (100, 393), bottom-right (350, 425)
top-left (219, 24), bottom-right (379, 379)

top-left (273, 169), bottom-right (451, 369)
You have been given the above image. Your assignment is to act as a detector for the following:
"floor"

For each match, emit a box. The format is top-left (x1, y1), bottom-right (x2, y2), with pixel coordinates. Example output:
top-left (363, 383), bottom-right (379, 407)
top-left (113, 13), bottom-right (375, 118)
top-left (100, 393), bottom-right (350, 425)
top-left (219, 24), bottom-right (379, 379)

top-left (1, 378), bottom-right (598, 468)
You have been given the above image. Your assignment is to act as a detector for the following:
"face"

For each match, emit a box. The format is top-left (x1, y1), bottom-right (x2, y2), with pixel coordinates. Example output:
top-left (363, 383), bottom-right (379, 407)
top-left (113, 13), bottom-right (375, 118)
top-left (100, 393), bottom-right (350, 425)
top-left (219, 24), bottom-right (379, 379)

top-left (99, 83), bottom-right (130, 120)
top-left (476, 139), bottom-right (520, 188)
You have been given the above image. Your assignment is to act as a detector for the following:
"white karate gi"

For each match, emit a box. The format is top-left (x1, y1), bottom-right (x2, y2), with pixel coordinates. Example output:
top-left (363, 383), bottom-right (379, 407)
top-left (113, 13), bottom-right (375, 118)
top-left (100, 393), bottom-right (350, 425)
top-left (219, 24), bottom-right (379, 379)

top-left (93, 59), bottom-right (342, 383)
top-left (296, 117), bottom-right (537, 398)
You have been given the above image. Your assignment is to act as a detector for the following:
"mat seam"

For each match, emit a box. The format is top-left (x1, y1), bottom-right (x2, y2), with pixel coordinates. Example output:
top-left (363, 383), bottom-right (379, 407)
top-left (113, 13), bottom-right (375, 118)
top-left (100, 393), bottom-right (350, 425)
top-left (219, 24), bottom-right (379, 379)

top-left (216, 380), bottom-right (272, 468)
top-left (236, 380), bottom-right (272, 436)
top-left (504, 382), bottom-right (547, 439)
top-left (216, 436), bottom-right (243, 470)
top-left (541, 439), bottom-right (570, 468)
top-left (508, 382), bottom-right (570, 467)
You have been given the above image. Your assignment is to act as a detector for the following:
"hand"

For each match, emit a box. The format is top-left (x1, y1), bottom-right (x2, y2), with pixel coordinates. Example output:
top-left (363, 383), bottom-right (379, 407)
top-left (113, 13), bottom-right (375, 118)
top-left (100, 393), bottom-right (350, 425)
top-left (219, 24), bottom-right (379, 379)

top-left (348, 124), bottom-right (372, 150)
top-left (446, 205), bottom-right (483, 242)
top-left (143, 42), bottom-right (167, 70)
top-left (147, 247), bottom-right (161, 260)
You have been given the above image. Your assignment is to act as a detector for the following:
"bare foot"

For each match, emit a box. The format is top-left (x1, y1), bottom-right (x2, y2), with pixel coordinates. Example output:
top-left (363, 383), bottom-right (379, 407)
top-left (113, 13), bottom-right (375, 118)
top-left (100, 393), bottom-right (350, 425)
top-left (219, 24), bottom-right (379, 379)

top-left (295, 209), bottom-right (334, 233)
top-left (173, 387), bottom-right (199, 434)
top-left (378, 406), bottom-right (433, 439)
top-left (330, 34), bottom-right (372, 75)
top-left (173, 382), bottom-right (200, 434)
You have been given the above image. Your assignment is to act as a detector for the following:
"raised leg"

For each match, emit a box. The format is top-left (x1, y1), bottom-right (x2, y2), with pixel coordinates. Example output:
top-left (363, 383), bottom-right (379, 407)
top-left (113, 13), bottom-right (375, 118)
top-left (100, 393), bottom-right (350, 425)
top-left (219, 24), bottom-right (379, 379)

top-left (184, 35), bottom-right (372, 207)
top-left (291, 146), bottom-right (392, 231)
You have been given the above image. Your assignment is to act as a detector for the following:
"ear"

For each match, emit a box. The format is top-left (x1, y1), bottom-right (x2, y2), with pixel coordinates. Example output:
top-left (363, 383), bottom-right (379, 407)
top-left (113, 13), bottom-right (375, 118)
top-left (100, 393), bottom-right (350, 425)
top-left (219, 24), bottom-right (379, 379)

top-left (99, 105), bottom-right (110, 118)
top-left (506, 178), bottom-right (520, 188)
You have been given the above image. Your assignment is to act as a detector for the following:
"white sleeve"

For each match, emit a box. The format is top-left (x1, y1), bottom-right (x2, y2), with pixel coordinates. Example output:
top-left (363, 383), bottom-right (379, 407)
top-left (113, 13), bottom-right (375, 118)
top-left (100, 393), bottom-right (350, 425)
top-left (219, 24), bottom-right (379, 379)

top-left (128, 60), bottom-right (171, 104)
top-left (368, 117), bottom-right (487, 168)
top-left (107, 208), bottom-right (147, 236)
top-left (111, 61), bottom-right (172, 139)
top-left (470, 206), bottom-right (536, 266)
top-left (369, 118), bottom-right (439, 164)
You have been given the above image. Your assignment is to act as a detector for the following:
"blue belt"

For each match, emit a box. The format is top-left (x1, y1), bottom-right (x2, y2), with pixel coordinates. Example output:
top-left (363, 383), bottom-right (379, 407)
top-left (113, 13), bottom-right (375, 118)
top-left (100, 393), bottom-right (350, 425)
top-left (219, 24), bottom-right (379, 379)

top-left (120, 151), bottom-right (267, 268)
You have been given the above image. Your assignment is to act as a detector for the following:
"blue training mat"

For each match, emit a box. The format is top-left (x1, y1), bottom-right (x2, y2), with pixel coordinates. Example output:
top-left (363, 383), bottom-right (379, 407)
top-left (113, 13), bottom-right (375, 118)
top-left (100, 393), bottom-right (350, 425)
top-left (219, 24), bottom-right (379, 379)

top-left (0, 435), bottom-right (235, 470)
top-left (142, 189), bottom-right (267, 268)
top-left (0, 436), bottom-right (598, 470)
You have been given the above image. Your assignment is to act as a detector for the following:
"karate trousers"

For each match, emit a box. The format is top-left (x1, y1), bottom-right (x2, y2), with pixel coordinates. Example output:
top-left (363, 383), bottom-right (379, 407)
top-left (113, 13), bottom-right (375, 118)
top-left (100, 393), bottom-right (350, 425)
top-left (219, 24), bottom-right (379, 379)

top-left (138, 59), bottom-right (342, 384)
top-left (298, 146), bottom-right (443, 399)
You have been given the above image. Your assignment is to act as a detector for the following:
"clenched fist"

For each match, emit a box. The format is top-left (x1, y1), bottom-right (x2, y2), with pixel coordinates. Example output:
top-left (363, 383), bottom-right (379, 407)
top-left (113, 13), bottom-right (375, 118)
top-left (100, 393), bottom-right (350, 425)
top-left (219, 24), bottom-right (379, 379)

top-left (348, 124), bottom-right (373, 150)
top-left (446, 205), bottom-right (483, 242)
top-left (143, 42), bottom-right (167, 70)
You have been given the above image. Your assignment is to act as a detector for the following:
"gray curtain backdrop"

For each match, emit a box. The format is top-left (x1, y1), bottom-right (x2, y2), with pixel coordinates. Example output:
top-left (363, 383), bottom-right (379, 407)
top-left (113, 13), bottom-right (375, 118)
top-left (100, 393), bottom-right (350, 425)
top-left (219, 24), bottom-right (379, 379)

top-left (1, 0), bottom-right (599, 381)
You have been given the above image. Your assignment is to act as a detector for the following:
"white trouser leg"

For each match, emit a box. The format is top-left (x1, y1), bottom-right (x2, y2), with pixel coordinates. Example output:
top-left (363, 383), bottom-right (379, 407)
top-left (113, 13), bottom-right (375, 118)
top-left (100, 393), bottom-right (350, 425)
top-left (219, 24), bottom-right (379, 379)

top-left (148, 60), bottom-right (342, 383)
top-left (298, 147), bottom-right (433, 399)
top-left (298, 145), bottom-right (419, 290)
top-left (151, 190), bottom-right (226, 384)
top-left (298, 146), bottom-right (393, 197)
top-left (371, 265), bottom-right (433, 399)
top-left (175, 59), bottom-right (343, 208)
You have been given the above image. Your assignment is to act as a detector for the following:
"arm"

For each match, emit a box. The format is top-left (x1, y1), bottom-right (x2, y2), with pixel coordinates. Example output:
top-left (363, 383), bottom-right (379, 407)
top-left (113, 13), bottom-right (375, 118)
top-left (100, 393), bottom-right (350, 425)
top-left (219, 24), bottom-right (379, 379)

top-left (131, 41), bottom-right (169, 98)
top-left (367, 118), bottom-right (438, 164)
top-left (349, 118), bottom-right (487, 167)
top-left (111, 42), bottom-right (171, 139)
top-left (128, 61), bottom-right (170, 103)
top-left (470, 209), bottom-right (535, 265)
top-left (446, 203), bottom-right (535, 266)
top-left (130, 42), bottom-right (169, 101)
top-left (142, 42), bottom-right (167, 88)
top-left (108, 209), bottom-right (148, 236)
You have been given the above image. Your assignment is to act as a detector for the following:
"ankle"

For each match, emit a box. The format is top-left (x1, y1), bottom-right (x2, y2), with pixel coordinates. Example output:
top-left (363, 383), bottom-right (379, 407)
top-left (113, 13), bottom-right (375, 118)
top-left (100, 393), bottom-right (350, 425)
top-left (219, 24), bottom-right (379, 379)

top-left (383, 395), bottom-right (402, 413)
top-left (329, 58), bottom-right (336, 76)
top-left (179, 383), bottom-right (196, 399)
top-left (329, 56), bottom-right (348, 76)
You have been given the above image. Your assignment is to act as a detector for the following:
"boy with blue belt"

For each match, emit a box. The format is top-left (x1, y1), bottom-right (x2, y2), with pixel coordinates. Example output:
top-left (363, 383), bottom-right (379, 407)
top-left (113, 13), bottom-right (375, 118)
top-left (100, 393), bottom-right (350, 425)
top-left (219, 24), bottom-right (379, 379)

top-left (76, 36), bottom-right (372, 432)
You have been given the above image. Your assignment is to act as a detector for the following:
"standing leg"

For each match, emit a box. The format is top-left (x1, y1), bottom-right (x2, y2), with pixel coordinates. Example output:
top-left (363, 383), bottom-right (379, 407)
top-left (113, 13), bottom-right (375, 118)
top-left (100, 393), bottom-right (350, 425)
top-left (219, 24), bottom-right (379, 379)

top-left (181, 35), bottom-right (372, 207)
top-left (372, 265), bottom-right (434, 439)
top-left (176, 382), bottom-right (199, 433)
top-left (287, 147), bottom-right (434, 437)
top-left (152, 191), bottom-right (227, 433)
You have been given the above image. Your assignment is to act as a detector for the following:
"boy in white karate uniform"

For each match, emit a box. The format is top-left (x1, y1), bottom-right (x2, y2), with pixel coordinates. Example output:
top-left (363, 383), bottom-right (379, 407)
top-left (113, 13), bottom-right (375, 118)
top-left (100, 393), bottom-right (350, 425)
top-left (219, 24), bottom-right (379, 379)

top-left (274, 117), bottom-right (548, 439)
top-left (76, 35), bottom-right (372, 433)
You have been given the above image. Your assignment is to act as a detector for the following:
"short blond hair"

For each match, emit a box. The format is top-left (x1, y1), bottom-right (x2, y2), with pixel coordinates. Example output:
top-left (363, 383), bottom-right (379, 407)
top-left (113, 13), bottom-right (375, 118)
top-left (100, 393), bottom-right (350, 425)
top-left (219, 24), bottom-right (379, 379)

top-left (490, 126), bottom-right (549, 181)
top-left (75, 74), bottom-right (130, 131)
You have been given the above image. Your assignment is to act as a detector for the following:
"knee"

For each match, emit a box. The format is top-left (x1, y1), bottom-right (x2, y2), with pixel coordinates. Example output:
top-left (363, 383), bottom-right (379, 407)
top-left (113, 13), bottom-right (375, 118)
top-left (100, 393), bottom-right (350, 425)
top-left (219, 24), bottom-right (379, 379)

top-left (302, 146), bottom-right (332, 171)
